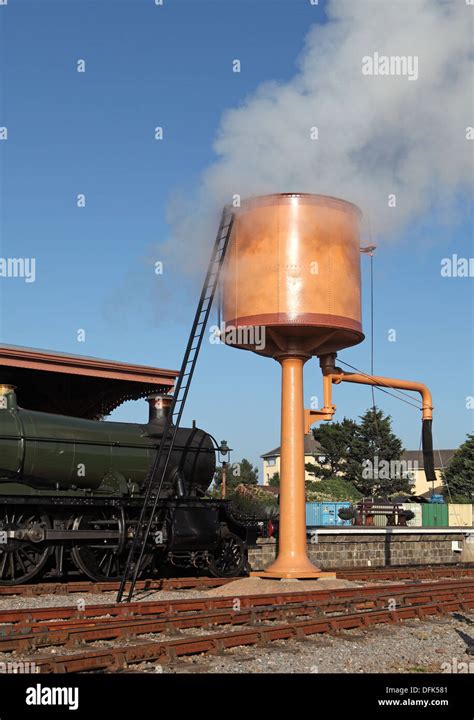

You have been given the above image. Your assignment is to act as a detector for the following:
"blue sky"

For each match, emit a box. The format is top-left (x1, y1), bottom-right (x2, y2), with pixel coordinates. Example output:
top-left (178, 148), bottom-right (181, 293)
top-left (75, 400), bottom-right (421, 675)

top-left (0, 0), bottom-right (472, 479)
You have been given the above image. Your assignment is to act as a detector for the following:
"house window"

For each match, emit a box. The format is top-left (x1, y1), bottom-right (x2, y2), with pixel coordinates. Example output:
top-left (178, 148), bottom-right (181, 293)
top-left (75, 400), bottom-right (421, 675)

top-left (267, 457), bottom-right (276, 466)
top-left (317, 455), bottom-right (326, 463)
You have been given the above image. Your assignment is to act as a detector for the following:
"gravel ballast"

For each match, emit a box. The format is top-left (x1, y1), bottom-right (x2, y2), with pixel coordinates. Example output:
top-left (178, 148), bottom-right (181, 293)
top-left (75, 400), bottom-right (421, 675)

top-left (147, 612), bottom-right (474, 674)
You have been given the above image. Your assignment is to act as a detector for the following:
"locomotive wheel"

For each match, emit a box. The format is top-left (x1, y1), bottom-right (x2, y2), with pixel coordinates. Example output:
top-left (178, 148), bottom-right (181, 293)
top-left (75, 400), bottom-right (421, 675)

top-left (0, 512), bottom-right (52, 585)
top-left (71, 511), bottom-right (128, 582)
top-left (208, 532), bottom-right (245, 578)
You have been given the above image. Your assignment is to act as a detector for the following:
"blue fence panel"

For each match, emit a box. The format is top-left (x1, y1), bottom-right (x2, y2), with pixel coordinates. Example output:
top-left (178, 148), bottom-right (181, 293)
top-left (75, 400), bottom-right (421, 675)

top-left (306, 502), bottom-right (352, 527)
top-left (306, 503), bottom-right (321, 527)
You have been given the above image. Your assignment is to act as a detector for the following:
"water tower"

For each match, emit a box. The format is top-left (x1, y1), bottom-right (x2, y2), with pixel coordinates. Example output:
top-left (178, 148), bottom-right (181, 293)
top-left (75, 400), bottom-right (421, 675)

top-left (221, 193), bottom-right (364, 578)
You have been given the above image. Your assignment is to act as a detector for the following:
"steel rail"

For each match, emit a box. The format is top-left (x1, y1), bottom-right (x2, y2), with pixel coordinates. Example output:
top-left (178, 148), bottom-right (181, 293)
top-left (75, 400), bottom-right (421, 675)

top-left (1, 584), bottom-right (473, 653)
top-left (0, 576), bottom-right (232, 597)
top-left (1, 579), bottom-right (472, 630)
top-left (337, 565), bottom-right (474, 581)
top-left (1, 563), bottom-right (473, 597)
top-left (30, 592), bottom-right (474, 673)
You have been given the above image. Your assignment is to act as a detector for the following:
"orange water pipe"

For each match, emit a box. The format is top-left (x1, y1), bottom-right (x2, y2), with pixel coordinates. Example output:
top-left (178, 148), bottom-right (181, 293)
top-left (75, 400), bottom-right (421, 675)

top-left (317, 353), bottom-right (433, 420)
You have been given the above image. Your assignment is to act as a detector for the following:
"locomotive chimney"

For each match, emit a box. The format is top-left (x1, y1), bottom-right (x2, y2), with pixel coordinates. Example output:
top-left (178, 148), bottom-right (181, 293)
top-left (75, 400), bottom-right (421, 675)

top-left (147, 394), bottom-right (173, 425)
top-left (0, 384), bottom-right (17, 411)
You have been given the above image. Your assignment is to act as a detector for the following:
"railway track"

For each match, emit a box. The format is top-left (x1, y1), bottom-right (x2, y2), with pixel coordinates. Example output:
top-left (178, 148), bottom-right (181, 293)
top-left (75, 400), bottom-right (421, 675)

top-left (0, 563), bottom-right (473, 596)
top-left (0, 577), bottom-right (471, 626)
top-left (336, 564), bottom-right (474, 582)
top-left (0, 576), bottom-right (232, 597)
top-left (1, 578), bottom-right (473, 673)
top-left (0, 580), bottom-right (473, 653)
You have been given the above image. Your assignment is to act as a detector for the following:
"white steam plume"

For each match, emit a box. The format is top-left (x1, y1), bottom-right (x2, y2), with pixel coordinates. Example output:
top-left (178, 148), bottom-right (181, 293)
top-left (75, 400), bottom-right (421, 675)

top-left (161, 0), bottom-right (472, 276)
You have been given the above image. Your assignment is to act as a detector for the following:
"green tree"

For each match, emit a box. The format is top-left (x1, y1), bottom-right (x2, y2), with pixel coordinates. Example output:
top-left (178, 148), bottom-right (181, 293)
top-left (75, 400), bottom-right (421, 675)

top-left (306, 408), bottom-right (407, 497)
top-left (213, 457), bottom-right (258, 494)
top-left (306, 418), bottom-right (358, 480)
top-left (268, 471), bottom-right (280, 489)
top-left (238, 458), bottom-right (259, 485)
top-left (346, 408), bottom-right (407, 496)
top-left (443, 434), bottom-right (474, 502)
top-left (230, 483), bottom-right (279, 518)
top-left (306, 476), bottom-right (362, 502)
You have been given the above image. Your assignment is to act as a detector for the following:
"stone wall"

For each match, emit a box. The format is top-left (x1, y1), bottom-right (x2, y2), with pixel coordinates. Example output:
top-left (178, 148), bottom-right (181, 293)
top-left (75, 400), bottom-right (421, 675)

top-left (460, 534), bottom-right (474, 563)
top-left (248, 532), bottom-right (471, 570)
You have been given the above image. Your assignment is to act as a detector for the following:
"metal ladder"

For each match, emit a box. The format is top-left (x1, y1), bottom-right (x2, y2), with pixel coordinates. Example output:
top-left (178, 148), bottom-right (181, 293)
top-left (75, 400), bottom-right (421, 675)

top-left (116, 208), bottom-right (235, 603)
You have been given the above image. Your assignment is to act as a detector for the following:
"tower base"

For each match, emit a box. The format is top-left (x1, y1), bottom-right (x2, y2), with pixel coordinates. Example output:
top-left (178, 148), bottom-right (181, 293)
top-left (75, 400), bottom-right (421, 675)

top-left (250, 570), bottom-right (336, 579)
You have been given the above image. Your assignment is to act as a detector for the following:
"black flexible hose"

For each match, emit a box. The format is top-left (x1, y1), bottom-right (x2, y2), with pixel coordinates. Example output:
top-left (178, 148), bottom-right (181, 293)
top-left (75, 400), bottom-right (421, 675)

top-left (422, 419), bottom-right (436, 483)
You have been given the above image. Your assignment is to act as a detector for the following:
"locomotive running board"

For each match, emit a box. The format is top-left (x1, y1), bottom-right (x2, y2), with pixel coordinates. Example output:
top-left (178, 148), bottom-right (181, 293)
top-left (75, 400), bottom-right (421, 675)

top-left (116, 208), bottom-right (235, 603)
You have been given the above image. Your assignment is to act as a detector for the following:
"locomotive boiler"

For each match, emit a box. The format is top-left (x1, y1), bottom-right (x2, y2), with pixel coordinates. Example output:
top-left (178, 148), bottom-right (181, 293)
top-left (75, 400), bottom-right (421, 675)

top-left (0, 385), bottom-right (254, 585)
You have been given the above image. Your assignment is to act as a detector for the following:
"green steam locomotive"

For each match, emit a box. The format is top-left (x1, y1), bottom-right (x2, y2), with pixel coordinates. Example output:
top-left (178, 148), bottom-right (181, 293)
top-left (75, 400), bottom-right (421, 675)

top-left (0, 384), bottom-right (255, 585)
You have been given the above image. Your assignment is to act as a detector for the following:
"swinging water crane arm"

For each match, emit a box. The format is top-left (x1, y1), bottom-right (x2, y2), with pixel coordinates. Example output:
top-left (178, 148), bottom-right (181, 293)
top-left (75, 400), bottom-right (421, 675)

top-left (329, 369), bottom-right (433, 420)
top-left (305, 353), bottom-right (436, 483)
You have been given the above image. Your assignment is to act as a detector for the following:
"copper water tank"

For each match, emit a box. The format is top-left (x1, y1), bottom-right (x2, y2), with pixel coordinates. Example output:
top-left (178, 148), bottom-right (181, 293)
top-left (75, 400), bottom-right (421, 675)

top-left (222, 193), bottom-right (364, 357)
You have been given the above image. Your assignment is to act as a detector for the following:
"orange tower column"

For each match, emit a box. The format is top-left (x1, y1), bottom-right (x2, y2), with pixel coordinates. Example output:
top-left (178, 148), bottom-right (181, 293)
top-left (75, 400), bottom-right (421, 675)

top-left (253, 353), bottom-right (334, 579)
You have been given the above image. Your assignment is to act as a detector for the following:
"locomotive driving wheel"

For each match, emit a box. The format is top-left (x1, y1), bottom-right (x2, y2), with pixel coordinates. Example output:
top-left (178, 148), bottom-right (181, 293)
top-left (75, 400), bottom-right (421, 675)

top-left (71, 510), bottom-right (128, 582)
top-left (0, 511), bottom-right (52, 585)
top-left (208, 532), bottom-right (245, 578)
